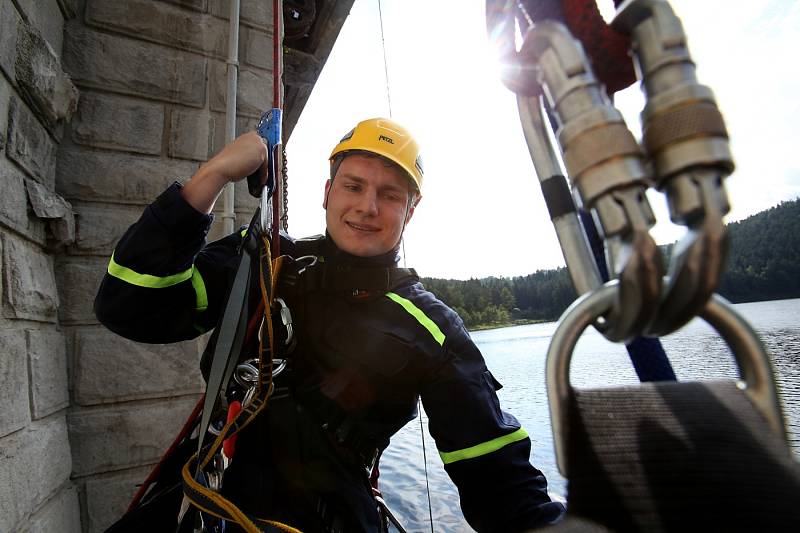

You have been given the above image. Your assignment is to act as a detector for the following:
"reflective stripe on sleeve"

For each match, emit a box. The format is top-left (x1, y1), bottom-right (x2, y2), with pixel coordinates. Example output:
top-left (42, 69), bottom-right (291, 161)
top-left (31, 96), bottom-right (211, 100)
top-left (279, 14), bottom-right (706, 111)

top-left (439, 427), bottom-right (529, 465)
top-left (190, 268), bottom-right (208, 312)
top-left (386, 292), bottom-right (445, 346)
top-left (108, 252), bottom-right (207, 311)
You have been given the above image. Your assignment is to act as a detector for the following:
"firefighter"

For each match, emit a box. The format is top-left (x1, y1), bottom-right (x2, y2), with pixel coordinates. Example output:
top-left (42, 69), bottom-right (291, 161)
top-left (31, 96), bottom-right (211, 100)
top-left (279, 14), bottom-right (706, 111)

top-left (96, 118), bottom-right (565, 532)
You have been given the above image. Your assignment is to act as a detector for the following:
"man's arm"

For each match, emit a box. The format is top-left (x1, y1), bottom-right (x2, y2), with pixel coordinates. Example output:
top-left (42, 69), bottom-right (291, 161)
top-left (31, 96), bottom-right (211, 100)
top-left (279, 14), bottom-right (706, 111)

top-left (181, 130), bottom-right (268, 213)
top-left (421, 328), bottom-right (565, 532)
top-left (94, 132), bottom-right (269, 343)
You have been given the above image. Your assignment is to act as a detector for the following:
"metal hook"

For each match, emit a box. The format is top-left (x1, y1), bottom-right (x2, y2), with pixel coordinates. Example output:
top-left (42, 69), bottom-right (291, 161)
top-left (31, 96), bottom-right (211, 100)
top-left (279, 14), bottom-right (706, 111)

top-left (614, 0), bottom-right (734, 336)
top-left (514, 20), bottom-right (662, 341)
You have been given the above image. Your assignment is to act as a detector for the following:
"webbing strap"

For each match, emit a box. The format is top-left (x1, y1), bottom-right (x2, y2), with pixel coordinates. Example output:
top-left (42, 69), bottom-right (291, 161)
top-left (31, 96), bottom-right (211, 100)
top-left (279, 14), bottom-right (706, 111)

top-left (565, 381), bottom-right (800, 530)
top-left (182, 455), bottom-right (301, 533)
top-left (185, 234), bottom-right (301, 531)
top-left (196, 247), bottom-right (252, 456)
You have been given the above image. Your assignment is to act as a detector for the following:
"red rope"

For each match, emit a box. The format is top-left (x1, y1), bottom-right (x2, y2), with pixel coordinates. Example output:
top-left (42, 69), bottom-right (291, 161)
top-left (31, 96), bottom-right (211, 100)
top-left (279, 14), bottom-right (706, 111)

top-left (126, 396), bottom-right (205, 512)
top-left (560, 0), bottom-right (636, 94)
top-left (272, 0), bottom-right (283, 257)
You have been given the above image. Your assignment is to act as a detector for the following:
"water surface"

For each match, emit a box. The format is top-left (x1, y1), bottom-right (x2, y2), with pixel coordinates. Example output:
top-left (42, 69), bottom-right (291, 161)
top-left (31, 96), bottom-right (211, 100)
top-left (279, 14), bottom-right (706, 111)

top-left (380, 298), bottom-right (800, 532)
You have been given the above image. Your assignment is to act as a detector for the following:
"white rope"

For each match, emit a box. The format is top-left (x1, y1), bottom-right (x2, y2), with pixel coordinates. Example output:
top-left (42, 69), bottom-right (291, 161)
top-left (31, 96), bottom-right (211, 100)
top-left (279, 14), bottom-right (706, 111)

top-left (381, 4), bottom-right (432, 529)
top-left (377, 0), bottom-right (393, 117)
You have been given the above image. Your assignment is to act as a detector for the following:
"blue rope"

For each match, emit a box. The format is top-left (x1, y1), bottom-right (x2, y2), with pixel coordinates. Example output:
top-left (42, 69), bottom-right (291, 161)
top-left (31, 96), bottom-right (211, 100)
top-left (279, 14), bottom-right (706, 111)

top-left (578, 210), bottom-right (677, 382)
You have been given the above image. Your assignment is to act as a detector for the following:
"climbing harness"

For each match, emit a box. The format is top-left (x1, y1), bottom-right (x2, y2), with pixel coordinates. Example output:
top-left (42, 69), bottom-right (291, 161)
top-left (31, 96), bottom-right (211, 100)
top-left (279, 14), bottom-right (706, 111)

top-left (179, 1), bottom-right (297, 530)
top-left (487, 1), bottom-right (800, 529)
top-left (182, 220), bottom-right (300, 533)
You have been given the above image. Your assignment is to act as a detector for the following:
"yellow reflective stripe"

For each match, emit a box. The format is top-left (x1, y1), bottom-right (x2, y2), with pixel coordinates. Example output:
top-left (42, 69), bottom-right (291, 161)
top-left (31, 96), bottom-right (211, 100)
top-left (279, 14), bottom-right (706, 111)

top-left (108, 252), bottom-right (193, 288)
top-left (109, 253), bottom-right (208, 312)
top-left (386, 292), bottom-right (445, 346)
top-left (191, 268), bottom-right (208, 312)
top-left (439, 428), bottom-right (529, 465)
top-left (240, 228), bottom-right (247, 237)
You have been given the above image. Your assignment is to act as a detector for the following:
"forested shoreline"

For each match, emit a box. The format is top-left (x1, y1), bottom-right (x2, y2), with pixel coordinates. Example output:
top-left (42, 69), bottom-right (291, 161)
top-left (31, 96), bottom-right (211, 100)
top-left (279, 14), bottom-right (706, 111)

top-left (422, 198), bottom-right (800, 330)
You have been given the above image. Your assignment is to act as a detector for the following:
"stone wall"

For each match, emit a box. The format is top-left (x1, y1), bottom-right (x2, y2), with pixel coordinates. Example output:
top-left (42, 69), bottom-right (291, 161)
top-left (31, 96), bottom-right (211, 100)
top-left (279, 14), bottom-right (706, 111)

top-left (1, 0), bottom-right (350, 530)
top-left (57, 0), bottom-right (277, 530)
top-left (1, 0), bottom-right (82, 530)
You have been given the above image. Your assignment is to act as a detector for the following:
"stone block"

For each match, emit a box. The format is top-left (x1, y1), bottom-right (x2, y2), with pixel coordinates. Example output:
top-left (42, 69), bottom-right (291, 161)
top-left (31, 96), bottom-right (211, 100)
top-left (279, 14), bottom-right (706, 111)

top-left (0, 329), bottom-right (29, 437)
top-left (0, 416), bottom-right (72, 532)
top-left (71, 91), bottom-right (164, 155)
top-left (63, 25), bottom-right (207, 107)
top-left (71, 202), bottom-right (141, 255)
top-left (56, 146), bottom-right (199, 204)
top-left (27, 328), bottom-right (69, 419)
top-left (15, 18), bottom-right (79, 130)
top-left (2, 235), bottom-right (59, 322)
top-left (0, 74), bottom-right (10, 151)
top-left (236, 68), bottom-right (272, 117)
top-left (209, 111), bottom-right (258, 155)
top-left (14, 0), bottom-right (65, 55)
top-left (208, 60), bottom-right (229, 114)
top-left (28, 484), bottom-right (81, 533)
top-left (242, 26), bottom-right (272, 70)
top-left (162, 0), bottom-right (208, 12)
top-left (82, 466), bottom-right (150, 533)
top-left (68, 396), bottom-right (201, 476)
top-left (53, 257), bottom-right (106, 325)
top-left (26, 178), bottom-right (76, 249)
top-left (0, 164), bottom-right (46, 244)
top-left (7, 96), bottom-right (58, 188)
top-left (73, 328), bottom-right (203, 405)
top-left (209, 60), bottom-right (272, 116)
top-left (0, 0), bottom-right (20, 80)
top-left (87, 0), bottom-right (227, 57)
top-left (211, 0), bottom-right (271, 29)
top-left (169, 107), bottom-right (214, 161)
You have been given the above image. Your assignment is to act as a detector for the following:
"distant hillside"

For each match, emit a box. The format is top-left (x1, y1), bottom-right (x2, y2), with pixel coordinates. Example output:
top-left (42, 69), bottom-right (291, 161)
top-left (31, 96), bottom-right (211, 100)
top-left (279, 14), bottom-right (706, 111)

top-left (717, 198), bottom-right (800, 302)
top-left (422, 197), bottom-right (800, 328)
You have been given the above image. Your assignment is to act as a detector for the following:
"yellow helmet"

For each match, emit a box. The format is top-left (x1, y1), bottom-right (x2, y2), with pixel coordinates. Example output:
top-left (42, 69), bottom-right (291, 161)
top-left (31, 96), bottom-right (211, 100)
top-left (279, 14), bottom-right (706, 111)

top-left (329, 117), bottom-right (424, 192)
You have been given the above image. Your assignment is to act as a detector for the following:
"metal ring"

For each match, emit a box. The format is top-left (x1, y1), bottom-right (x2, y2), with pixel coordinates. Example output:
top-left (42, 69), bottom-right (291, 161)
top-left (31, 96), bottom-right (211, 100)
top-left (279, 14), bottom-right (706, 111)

top-left (234, 362), bottom-right (259, 388)
top-left (275, 297), bottom-right (294, 346)
top-left (545, 280), bottom-right (785, 476)
top-left (271, 358), bottom-right (287, 378)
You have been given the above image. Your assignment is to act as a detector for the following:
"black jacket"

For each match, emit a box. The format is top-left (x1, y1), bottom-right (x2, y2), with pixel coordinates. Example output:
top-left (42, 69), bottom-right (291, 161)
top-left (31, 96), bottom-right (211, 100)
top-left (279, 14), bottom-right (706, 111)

top-left (95, 183), bottom-right (564, 532)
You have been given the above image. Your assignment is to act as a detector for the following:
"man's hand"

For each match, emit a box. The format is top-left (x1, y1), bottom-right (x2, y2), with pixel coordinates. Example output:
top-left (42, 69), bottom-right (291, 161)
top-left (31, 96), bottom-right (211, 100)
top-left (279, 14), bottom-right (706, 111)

top-left (181, 131), bottom-right (269, 214)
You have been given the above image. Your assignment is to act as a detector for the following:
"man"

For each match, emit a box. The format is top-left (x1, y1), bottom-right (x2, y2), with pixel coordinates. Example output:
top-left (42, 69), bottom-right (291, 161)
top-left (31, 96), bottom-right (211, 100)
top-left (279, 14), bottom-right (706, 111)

top-left (96, 118), bottom-right (565, 532)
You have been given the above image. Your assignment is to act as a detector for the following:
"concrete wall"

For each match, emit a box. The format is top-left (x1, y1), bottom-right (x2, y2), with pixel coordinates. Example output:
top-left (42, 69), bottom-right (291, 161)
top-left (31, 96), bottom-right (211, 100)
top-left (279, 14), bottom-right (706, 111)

top-left (0, 0), bottom-right (303, 531)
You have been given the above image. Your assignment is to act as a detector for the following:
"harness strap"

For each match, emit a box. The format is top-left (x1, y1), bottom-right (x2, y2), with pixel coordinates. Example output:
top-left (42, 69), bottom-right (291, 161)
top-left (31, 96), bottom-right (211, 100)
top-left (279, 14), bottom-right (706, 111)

top-left (566, 381), bottom-right (800, 530)
top-left (196, 229), bottom-right (255, 456)
top-left (184, 220), bottom-right (303, 531)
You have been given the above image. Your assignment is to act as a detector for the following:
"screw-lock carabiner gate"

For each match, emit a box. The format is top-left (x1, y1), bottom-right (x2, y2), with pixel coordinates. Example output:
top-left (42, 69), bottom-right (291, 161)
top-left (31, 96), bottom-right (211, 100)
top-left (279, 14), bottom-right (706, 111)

top-left (488, 0), bottom-right (735, 342)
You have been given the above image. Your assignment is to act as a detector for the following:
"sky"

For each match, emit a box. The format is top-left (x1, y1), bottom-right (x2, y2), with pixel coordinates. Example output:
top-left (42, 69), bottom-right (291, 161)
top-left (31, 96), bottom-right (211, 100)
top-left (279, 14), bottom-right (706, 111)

top-left (285, 0), bottom-right (800, 280)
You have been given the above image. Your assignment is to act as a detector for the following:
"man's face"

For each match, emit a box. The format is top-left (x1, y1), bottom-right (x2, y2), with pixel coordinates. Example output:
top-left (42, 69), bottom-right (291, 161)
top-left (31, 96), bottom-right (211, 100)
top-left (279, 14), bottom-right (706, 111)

top-left (323, 154), bottom-right (418, 257)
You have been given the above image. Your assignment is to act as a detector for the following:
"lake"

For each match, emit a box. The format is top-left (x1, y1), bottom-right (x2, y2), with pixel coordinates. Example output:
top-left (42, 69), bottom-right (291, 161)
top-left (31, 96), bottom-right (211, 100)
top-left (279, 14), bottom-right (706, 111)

top-left (379, 298), bottom-right (800, 532)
